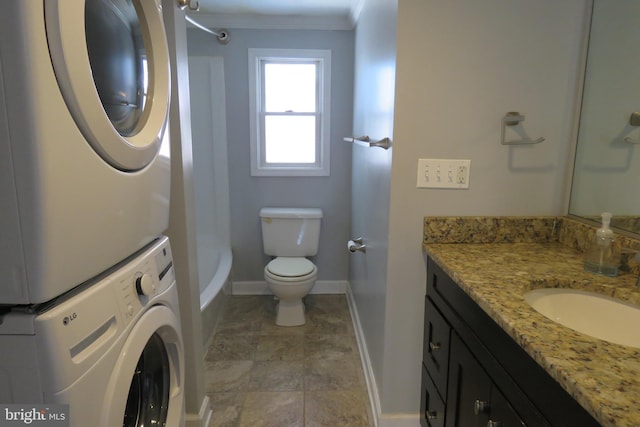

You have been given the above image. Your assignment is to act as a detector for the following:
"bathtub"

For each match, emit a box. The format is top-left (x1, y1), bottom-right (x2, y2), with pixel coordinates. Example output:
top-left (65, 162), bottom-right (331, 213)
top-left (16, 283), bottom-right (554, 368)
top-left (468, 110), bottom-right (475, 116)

top-left (199, 246), bottom-right (231, 348)
top-left (189, 55), bottom-right (231, 348)
top-left (200, 246), bottom-right (232, 312)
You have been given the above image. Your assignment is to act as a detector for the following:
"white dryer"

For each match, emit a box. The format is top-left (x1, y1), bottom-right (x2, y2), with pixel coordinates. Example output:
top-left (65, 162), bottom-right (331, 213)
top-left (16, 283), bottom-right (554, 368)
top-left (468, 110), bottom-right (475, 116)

top-left (0, 236), bottom-right (184, 427)
top-left (0, 0), bottom-right (172, 305)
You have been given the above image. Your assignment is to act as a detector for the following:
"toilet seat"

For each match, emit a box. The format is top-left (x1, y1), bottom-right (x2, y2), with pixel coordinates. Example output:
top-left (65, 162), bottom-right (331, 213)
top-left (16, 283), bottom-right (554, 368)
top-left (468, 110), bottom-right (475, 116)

top-left (265, 257), bottom-right (317, 282)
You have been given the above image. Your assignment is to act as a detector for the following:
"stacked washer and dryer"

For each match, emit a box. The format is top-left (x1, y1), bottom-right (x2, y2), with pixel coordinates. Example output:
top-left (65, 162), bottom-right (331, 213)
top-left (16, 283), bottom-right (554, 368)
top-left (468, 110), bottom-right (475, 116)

top-left (0, 1), bottom-right (185, 426)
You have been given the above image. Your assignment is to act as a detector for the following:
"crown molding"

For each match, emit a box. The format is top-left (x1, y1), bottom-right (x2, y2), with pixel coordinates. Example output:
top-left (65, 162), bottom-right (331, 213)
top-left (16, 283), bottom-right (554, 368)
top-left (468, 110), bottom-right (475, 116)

top-left (350, 0), bottom-right (365, 25)
top-left (187, 12), bottom-right (355, 31)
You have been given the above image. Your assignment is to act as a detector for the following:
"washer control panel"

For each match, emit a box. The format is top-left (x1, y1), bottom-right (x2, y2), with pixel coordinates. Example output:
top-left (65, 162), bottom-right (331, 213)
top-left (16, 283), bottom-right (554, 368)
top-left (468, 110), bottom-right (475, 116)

top-left (135, 273), bottom-right (156, 296)
top-left (115, 236), bottom-right (174, 326)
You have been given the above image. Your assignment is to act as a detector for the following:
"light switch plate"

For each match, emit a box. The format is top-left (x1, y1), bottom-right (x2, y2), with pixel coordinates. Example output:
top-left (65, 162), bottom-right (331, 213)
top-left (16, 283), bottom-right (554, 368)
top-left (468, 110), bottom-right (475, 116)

top-left (417, 159), bottom-right (471, 189)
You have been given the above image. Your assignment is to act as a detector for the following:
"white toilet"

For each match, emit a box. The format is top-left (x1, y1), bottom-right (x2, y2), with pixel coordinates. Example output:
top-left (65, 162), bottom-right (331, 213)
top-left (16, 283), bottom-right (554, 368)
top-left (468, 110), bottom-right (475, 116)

top-left (260, 207), bottom-right (323, 326)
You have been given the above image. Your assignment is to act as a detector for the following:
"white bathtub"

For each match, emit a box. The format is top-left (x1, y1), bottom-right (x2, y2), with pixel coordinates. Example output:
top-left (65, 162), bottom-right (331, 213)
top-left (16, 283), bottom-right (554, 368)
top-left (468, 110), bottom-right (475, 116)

top-left (189, 55), bottom-right (231, 348)
top-left (200, 246), bottom-right (232, 312)
top-left (199, 246), bottom-right (231, 348)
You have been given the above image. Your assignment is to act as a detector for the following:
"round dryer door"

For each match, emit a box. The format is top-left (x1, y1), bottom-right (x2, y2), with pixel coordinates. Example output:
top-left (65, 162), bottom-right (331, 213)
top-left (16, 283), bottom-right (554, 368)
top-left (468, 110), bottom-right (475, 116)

top-left (102, 306), bottom-right (184, 427)
top-left (45, 0), bottom-right (171, 171)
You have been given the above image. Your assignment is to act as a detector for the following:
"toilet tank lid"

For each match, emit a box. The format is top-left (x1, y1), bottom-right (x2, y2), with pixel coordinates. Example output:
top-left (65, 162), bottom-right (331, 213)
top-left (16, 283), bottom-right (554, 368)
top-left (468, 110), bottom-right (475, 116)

top-left (260, 207), bottom-right (323, 219)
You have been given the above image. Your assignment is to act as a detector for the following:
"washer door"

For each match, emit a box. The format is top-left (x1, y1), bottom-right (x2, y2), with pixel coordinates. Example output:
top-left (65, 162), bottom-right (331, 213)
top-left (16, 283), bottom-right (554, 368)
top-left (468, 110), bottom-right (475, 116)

top-left (102, 306), bottom-right (184, 427)
top-left (45, 0), bottom-right (170, 171)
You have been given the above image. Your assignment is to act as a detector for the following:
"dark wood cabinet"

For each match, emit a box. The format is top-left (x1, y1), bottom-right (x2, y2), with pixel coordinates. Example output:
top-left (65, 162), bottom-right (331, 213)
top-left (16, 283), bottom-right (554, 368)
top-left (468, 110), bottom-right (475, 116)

top-left (446, 332), bottom-right (492, 427)
top-left (421, 364), bottom-right (446, 427)
top-left (489, 385), bottom-right (528, 427)
top-left (422, 297), bottom-right (451, 395)
top-left (420, 297), bottom-right (450, 427)
top-left (447, 331), bottom-right (527, 427)
top-left (421, 256), bottom-right (601, 427)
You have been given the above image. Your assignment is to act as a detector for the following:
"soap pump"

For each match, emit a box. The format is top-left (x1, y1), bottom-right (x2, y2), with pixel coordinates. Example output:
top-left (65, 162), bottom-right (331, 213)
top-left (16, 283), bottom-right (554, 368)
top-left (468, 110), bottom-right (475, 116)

top-left (583, 212), bottom-right (620, 277)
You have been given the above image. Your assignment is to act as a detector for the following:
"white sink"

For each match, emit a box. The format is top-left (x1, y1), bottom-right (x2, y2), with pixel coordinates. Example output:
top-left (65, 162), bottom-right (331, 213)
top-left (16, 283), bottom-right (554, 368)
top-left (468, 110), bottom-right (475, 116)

top-left (523, 288), bottom-right (640, 348)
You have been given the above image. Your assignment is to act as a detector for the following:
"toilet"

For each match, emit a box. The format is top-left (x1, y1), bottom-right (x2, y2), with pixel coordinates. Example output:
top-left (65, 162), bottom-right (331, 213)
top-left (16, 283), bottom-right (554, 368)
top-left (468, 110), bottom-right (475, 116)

top-left (260, 207), bottom-right (323, 326)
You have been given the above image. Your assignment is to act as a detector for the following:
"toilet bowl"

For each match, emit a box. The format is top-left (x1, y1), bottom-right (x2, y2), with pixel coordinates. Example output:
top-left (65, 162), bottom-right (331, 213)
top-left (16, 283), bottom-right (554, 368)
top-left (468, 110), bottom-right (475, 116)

top-left (264, 257), bottom-right (317, 326)
top-left (259, 207), bottom-right (323, 327)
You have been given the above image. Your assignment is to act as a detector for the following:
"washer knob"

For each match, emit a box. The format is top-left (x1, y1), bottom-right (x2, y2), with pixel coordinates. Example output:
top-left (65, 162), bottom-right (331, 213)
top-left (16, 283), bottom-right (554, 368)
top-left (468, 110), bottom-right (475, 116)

top-left (136, 274), bottom-right (156, 296)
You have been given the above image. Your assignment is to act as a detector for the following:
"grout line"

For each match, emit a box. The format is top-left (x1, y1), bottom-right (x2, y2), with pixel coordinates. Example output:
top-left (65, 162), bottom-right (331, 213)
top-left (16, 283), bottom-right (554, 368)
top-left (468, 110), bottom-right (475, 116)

top-left (206, 294), bottom-right (373, 427)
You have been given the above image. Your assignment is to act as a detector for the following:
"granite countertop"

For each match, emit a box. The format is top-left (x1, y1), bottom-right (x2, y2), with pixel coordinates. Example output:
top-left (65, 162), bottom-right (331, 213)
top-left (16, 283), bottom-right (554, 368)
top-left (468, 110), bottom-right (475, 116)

top-left (423, 217), bottom-right (640, 427)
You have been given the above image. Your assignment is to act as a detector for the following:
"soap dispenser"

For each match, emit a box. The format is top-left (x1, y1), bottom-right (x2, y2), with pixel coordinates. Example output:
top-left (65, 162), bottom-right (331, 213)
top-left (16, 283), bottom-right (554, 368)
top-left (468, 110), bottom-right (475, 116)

top-left (583, 212), bottom-right (620, 277)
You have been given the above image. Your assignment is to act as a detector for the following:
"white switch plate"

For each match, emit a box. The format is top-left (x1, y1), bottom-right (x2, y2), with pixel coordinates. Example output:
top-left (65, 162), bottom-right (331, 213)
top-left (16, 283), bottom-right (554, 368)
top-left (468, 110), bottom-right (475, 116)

top-left (416, 159), bottom-right (471, 189)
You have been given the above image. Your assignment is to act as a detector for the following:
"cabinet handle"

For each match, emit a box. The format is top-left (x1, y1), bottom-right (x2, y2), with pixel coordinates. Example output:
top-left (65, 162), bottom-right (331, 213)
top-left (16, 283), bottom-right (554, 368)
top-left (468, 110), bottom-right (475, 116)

top-left (429, 341), bottom-right (441, 351)
top-left (487, 421), bottom-right (502, 427)
top-left (427, 411), bottom-right (438, 420)
top-left (474, 400), bottom-right (490, 415)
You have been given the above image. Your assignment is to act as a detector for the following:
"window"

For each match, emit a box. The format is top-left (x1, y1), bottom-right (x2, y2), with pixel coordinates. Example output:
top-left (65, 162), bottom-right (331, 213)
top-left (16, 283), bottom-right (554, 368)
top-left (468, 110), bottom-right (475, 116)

top-left (249, 49), bottom-right (331, 176)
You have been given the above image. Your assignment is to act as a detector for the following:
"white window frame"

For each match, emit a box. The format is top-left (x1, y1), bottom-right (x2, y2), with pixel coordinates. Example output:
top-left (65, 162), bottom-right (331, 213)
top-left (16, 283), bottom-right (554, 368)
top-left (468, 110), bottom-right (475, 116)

top-left (249, 48), bottom-right (331, 176)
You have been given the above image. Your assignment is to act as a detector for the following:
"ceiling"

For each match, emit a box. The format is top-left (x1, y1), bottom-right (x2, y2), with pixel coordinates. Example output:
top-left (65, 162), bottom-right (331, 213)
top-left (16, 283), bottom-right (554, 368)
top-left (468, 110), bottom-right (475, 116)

top-left (184, 0), bottom-right (361, 31)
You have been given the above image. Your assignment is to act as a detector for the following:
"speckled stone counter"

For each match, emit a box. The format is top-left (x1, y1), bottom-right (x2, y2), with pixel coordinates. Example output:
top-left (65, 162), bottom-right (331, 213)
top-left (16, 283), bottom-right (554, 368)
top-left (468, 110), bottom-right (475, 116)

top-left (423, 216), bottom-right (640, 427)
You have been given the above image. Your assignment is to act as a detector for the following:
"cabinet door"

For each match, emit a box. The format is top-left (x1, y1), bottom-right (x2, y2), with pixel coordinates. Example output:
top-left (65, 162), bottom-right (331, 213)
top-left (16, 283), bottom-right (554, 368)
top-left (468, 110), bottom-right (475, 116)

top-left (446, 332), bottom-right (491, 427)
top-left (421, 364), bottom-right (446, 427)
top-left (423, 297), bottom-right (451, 395)
top-left (488, 387), bottom-right (526, 427)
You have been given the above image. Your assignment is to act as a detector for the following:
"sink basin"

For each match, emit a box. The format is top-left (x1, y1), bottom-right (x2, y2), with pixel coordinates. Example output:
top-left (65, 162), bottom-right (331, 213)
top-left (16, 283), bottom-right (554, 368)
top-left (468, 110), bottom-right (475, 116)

top-left (523, 288), bottom-right (640, 348)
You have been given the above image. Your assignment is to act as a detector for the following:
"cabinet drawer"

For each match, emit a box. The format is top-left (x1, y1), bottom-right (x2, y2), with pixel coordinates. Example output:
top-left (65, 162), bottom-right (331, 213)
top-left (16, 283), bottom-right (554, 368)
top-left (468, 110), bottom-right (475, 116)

top-left (421, 363), bottom-right (446, 427)
top-left (423, 297), bottom-right (451, 395)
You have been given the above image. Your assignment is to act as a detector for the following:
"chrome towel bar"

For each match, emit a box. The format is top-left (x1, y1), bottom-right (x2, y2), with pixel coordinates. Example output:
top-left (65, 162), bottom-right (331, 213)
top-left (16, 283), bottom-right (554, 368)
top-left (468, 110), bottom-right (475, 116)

top-left (343, 135), bottom-right (391, 150)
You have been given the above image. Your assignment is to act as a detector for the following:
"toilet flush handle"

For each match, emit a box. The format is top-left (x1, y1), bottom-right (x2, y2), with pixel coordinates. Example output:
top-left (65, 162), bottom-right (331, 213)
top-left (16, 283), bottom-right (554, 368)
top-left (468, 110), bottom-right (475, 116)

top-left (348, 238), bottom-right (366, 253)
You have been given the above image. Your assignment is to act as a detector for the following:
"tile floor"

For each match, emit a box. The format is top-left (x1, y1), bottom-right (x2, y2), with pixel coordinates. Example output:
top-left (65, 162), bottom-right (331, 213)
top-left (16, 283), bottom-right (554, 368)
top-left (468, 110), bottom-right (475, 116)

top-left (204, 294), bottom-right (374, 427)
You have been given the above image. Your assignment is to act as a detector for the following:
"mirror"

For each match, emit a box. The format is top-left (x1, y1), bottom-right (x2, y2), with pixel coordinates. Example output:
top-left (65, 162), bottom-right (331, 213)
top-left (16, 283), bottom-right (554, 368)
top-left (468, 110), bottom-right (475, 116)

top-left (569, 0), bottom-right (640, 235)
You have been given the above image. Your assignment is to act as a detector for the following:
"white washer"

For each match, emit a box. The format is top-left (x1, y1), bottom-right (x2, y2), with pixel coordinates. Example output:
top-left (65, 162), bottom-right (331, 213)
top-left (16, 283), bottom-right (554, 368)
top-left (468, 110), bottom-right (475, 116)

top-left (0, 0), bottom-right (172, 305)
top-left (0, 236), bottom-right (184, 427)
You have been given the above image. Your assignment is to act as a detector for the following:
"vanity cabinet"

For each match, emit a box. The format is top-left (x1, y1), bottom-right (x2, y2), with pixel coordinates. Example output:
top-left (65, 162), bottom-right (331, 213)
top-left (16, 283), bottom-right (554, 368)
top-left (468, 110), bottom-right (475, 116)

top-left (420, 256), bottom-right (601, 427)
top-left (420, 298), bottom-right (450, 427)
top-left (447, 331), bottom-right (530, 427)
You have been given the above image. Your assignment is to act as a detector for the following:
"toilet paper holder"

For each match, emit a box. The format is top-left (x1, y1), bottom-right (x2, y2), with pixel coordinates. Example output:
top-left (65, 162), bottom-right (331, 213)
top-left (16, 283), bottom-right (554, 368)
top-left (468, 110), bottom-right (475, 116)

top-left (348, 238), bottom-right (366, 253)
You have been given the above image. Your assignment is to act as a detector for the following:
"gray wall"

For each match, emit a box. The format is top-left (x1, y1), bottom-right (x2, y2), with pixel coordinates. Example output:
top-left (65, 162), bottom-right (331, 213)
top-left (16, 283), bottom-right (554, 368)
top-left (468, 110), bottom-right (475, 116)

top-left (349, 0), bottom-right (396, 417)
top-left (187, 29), bottom-right (355, 282)
top-left (351, 0), bottom-right (590, 418)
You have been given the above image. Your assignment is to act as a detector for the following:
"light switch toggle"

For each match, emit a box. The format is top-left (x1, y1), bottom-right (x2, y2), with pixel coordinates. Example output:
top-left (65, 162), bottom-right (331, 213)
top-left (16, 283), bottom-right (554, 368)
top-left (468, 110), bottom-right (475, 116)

top-left (416, 159), bottom-right (471, 189)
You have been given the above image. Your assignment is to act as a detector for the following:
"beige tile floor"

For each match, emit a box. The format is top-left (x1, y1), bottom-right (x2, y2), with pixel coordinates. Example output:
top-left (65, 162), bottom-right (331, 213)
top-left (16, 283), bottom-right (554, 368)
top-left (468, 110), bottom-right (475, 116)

top-left (204, 294), bottom-right (374, 427)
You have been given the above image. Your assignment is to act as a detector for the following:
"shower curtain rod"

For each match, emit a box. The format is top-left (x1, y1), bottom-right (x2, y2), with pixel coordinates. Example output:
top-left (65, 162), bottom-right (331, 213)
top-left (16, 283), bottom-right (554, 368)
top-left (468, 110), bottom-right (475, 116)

top-left (185, 15), bottom-right (230, 44)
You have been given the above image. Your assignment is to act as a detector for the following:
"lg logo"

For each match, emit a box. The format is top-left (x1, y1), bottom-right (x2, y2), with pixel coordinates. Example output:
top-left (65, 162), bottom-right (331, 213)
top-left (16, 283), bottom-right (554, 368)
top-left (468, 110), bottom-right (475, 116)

top-left (62, 312), bottom-right (77, 326)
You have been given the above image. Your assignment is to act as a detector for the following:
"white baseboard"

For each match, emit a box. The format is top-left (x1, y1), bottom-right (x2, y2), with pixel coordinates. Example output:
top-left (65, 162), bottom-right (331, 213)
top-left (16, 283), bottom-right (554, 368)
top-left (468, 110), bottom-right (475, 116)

top-left (378, 413), bottom-right (421, 427)
top-left (231, 280), bottom-right (347, 295)
top-left (346, 286), bottom-right (421, 427)
top-left (346, 286), bottom-right (381, 427)
top-left (184, 395), bottom-right (212, 427)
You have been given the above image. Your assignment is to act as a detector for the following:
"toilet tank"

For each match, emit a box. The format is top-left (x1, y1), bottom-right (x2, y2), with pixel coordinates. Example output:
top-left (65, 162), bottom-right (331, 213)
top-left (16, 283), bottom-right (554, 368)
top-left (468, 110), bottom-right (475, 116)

top-left (260, 207), bottom-right (323, 257)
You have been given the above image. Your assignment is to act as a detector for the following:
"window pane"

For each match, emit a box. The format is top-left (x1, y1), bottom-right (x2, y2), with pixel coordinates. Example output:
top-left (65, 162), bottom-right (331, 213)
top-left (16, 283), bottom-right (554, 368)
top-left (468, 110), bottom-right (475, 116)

top-left (265, 116), bottom-right (316, 163)
top-left (264, 63), bottom-right (316, 112)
